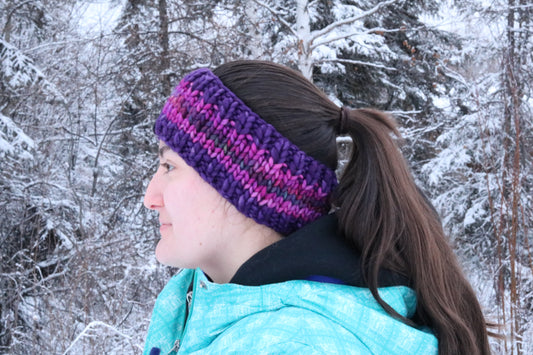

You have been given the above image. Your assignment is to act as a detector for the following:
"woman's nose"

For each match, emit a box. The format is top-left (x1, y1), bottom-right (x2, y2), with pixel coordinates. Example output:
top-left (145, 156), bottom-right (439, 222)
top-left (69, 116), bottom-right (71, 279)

top-left (144, 173), bottom-right (163, 210)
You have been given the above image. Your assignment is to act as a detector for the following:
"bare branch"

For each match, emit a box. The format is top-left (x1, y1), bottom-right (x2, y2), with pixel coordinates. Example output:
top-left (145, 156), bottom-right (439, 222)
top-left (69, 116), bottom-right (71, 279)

top-left (24, 180), bottom-right (71, 192)
top-left (21, 270), bottom-right (68, 296)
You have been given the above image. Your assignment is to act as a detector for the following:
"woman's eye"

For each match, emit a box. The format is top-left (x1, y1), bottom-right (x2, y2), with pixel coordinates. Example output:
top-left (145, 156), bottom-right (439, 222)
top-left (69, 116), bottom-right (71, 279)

top-left (160, 163), bottom-right (175, 173)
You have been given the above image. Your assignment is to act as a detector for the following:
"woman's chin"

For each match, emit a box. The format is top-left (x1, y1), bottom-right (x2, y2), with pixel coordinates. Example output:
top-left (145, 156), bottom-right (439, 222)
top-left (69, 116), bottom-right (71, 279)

top-left (155, 241), bottom-right (178, 267)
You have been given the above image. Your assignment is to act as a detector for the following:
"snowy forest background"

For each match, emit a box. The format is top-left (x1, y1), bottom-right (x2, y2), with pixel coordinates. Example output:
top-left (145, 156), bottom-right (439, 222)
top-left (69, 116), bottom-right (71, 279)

top-left (0, 0), bottom-right (531, 353)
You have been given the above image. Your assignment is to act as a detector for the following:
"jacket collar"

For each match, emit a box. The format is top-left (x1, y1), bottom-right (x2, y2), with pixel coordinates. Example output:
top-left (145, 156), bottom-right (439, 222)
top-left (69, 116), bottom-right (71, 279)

top-left (230, 213), bottom-right (408, 287)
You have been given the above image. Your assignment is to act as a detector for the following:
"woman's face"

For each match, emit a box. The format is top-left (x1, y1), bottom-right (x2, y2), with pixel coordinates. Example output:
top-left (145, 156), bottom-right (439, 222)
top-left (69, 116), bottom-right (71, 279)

top-left (143, 142), bottom-right (230, 270)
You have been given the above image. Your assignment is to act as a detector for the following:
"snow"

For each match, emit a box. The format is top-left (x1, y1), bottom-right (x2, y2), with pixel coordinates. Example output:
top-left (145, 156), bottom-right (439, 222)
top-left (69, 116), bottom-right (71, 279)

top-left (0, 113), bottom-right (35, 159)
top-left (0, 38), bottom-right (44, 88)
top-left (313, 44), bottom-right (337, 61)
top-left (1, 0), bottom-right (531, 353)
top-left (77, 1), bottom-right (122, 34)
top-left (464, 200), bottom-right (486, 227)
top-left (419, 2), bottom-right (496, 41)
top-left (432, 95), bottom-right (451, 110)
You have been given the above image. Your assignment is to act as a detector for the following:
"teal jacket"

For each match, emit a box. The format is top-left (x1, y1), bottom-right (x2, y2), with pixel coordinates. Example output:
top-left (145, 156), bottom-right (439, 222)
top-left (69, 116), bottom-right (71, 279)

top-left (143, 214), bottom-right (438, 354)
top-left (143, 268), bottom-right (437, 354)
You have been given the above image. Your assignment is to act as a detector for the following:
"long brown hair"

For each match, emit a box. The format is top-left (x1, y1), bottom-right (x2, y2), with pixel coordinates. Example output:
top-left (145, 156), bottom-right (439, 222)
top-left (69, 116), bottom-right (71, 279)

top-left (213, 60), bottom-right (492, 354)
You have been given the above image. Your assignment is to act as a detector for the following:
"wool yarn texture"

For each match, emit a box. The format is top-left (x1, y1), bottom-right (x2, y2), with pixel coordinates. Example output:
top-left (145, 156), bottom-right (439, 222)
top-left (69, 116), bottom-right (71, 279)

top-left (154, 68), bottom-right (338, 235)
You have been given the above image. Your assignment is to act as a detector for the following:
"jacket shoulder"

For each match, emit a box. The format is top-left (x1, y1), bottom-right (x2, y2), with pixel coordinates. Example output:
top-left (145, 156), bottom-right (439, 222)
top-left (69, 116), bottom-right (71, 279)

top-left (198, 306), bottom-right (372, 354)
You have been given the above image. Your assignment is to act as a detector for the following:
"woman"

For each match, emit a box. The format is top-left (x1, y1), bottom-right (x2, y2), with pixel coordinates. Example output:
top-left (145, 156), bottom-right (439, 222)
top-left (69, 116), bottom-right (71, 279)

top-left (143, 61), bottom-right (491, 354)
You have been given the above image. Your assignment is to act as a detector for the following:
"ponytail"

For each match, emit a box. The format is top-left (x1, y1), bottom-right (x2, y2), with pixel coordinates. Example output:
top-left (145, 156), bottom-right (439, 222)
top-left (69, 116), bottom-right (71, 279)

top-left (333, 108), bottom-right (491, 355)
top-left (211, 60), bottom-right (492, 354)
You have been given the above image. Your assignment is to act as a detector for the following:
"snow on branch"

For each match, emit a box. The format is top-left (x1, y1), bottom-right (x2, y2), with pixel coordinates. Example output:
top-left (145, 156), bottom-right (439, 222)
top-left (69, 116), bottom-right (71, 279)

top-left (386, 109), bottom-right (423, 115)
top-left (309, 0), bottom-right (401, 44)
top-left (0, 38), bottom-right (44, 88)
top-left (321, 58), bottom-right (397, 71)
top-left (62, 321), bottom-right (142, 355)
top-left (0, 38), bottom-right (67, 103)
top-left (308, 0), bottom-right (319, 8)
top-left (252, 0), bottom-right (298, 37)
top-left (0, 113), bottom-right (35, 159)
top-left (311, 26), bottom-right (416, 50)
top-left (24, 37), bottom-right (99, 53)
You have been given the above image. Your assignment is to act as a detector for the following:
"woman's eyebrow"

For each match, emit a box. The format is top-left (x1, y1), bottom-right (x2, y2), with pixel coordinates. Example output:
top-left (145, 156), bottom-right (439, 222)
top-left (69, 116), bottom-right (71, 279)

top-left (158, 145), bottom-right (170, 158)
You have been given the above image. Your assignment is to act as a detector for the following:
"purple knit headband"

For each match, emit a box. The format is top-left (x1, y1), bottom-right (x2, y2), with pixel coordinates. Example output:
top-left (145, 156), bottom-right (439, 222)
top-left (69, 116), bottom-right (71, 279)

top-left (154, 68), bottom-right (338, 235)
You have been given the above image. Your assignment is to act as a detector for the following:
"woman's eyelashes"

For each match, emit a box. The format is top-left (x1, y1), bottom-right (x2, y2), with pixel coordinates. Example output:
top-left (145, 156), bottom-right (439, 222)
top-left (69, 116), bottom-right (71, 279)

top-left (160, 162), bottom-right (176, 173)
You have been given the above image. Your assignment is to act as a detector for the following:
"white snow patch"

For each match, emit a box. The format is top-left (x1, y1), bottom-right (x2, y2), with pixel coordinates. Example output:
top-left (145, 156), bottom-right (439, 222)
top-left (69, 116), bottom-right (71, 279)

top-left (77, 1), bottom-right (121, 34)
top-left (432, 95), bottom-right (451, 110)
top-left (0, 113), bottom-right (35, 159)
top-left (464, 201), bottom-right (485, 227)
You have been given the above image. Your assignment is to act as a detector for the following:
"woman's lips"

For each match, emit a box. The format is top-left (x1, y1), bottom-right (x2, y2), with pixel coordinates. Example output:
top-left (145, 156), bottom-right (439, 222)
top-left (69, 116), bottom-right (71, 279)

top-left (159, 222), bottom-right (172, 232)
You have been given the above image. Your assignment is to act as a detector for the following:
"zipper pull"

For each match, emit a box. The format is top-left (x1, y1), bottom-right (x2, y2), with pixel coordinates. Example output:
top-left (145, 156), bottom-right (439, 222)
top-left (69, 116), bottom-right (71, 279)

top-left (167, 339), bottom-right (180, 354)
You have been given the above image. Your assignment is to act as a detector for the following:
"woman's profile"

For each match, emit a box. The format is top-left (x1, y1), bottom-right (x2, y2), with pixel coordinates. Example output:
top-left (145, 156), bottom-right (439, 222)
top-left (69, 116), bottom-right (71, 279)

top-left (142, 60), bottom-right (492, 354)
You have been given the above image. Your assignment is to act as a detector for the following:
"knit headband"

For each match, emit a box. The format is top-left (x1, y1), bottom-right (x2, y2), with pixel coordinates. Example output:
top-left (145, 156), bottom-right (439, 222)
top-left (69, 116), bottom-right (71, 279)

top-left (154, 68), bottom-right (338, 235)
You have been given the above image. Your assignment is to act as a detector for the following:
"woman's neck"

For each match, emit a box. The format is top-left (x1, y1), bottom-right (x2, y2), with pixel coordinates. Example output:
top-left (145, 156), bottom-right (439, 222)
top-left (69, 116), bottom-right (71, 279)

top-left (203, 220), bottom-right (282, 284)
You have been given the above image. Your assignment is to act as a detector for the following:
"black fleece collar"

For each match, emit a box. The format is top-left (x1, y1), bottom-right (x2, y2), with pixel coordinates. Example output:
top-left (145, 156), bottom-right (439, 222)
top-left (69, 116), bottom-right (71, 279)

top-left (230, 213), bottom-right (408, 287)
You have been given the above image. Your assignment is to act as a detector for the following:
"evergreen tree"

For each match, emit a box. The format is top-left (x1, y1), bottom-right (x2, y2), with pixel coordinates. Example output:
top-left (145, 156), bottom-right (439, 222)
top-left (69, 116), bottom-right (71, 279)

top-left (419, 1), bottom-right (532, 352)
top-left (1, 0), bottom-right (531, 352)
top-left (226, 0), bottom-right (462, 166)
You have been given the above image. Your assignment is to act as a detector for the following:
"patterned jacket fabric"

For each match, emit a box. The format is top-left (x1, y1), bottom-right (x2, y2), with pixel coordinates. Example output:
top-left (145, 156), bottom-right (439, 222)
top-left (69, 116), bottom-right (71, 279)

top-left (143, 267), bottom-right (438, 354)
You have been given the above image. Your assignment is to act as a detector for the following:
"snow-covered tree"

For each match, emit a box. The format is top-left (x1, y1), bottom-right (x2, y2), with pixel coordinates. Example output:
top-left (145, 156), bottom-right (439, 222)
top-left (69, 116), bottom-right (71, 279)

top-left (230, 0), bottom-right (462, 167)
top-left (0, 1), bottom-right (161, 352)
top-left (419, 0), bottom-right (533, 352)
top-left (1, 0), bottom-right (531, 353)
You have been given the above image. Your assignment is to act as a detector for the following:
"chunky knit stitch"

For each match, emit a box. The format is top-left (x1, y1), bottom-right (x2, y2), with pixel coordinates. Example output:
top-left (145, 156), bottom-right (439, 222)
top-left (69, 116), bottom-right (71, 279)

top-left (154, 68), bottom-right (338, 235)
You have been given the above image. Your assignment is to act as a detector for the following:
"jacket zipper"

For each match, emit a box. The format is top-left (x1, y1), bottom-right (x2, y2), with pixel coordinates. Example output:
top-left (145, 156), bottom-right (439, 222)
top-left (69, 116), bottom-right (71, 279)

top-left (168, 273), bottom-right (197, 354)
top-left (166, 339), bottom-right (180, 354)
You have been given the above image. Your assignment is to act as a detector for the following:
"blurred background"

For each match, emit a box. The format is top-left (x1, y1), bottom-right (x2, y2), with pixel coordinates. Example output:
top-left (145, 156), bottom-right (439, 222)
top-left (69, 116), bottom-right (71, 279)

top-left (0, 0), bottom-right (531, 353)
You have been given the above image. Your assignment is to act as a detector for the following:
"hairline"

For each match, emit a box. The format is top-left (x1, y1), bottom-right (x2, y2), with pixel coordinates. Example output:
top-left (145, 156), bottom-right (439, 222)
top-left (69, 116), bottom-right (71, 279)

top-left (158, 143), bottom-right (170, 158)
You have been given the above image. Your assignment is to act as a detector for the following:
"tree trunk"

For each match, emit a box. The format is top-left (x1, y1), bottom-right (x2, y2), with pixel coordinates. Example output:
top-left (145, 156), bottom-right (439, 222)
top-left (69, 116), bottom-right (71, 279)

top-left (295, 0), bottom-right (312, 80)
top-left (503, 0), bottom-right (526, 352)
top-left (158, 0), bottom-right (170, 95)
top-left (245, 1), bottom-right (263, 58)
